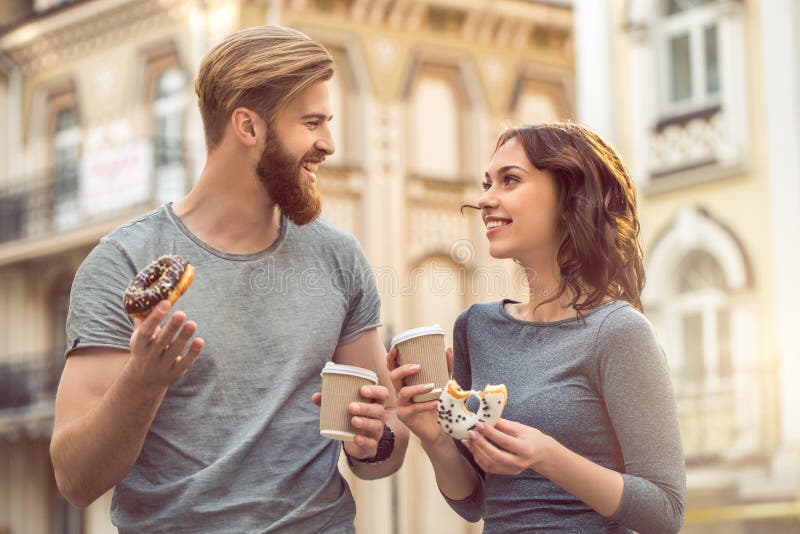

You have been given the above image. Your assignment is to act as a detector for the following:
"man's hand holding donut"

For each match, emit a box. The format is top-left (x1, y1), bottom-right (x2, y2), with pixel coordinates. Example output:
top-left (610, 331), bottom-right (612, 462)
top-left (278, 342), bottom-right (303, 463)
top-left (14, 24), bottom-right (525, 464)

top-left (311, 385), bottom-right (388, 460)
top-left (126, 300), bottom-right (204, 389)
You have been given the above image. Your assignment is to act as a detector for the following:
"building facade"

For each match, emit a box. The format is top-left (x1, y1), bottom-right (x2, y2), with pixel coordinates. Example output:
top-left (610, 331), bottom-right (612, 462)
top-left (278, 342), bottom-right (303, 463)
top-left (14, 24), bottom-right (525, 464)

top-left (0, 1), bottom-right (574, 532)
top-left (574, 0), bottom-right (800, 531)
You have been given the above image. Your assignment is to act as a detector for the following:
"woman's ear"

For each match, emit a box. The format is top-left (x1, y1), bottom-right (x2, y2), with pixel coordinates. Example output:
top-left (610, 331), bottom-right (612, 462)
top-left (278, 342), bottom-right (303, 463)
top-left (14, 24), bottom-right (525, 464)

top-left (230, 107), bottom-right (264, 147)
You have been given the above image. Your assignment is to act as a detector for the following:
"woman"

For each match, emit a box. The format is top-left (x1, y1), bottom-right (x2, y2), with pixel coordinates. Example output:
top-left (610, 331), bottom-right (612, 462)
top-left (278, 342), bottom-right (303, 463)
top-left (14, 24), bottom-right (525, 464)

top-left (389, 123), bottom-right (685, 533)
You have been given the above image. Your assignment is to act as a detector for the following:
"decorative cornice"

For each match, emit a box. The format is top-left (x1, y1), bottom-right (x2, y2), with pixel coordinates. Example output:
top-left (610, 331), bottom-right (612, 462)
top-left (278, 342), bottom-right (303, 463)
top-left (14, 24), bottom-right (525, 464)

top-left (1, 0), bottom-right (189, 76)
top-left (291, 0), bottom-right (571, 52)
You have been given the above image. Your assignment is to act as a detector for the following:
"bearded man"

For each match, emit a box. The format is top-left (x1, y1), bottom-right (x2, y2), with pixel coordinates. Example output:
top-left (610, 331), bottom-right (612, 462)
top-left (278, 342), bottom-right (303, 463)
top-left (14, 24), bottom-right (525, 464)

top-left (50, 26), bottom-right (408, 533)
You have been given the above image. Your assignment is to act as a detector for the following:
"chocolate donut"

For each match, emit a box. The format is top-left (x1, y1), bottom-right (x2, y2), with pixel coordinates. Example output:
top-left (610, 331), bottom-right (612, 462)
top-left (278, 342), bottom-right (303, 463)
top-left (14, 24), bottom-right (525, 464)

top-left (437, 379), bottom-right (507, 440)
top-left (123, 255), bottom-right (194, 318)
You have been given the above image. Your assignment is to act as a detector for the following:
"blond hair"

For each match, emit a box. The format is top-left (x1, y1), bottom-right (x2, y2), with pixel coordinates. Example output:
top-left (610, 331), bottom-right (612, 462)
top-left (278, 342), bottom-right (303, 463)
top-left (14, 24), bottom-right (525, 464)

top-left (195, 25), bottom-right (334, 150)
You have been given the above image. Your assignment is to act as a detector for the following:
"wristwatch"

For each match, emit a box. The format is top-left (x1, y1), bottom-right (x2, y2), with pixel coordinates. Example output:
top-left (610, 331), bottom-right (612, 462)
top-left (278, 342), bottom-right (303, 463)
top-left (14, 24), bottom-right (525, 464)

top-left (344, 424), bottom-right (395, 466)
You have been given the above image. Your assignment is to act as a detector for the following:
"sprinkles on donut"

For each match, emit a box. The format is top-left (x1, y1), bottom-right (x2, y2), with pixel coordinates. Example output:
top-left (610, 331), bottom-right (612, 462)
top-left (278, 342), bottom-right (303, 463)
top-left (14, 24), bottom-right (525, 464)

top-left (437, 379), bottom-right (507, 440)
top-left (123, 255), bottom-right (195, 319)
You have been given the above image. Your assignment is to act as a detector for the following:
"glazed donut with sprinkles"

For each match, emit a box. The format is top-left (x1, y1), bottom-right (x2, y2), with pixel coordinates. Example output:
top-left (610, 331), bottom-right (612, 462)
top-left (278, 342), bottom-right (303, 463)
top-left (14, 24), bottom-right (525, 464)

top-left (437, 379), bottom-right (508, 440)
top-left (123, 255), bottom-right (195, 319)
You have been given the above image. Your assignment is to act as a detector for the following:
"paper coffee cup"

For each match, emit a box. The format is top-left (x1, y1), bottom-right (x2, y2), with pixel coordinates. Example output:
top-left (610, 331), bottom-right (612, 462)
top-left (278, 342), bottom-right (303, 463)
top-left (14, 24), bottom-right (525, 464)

top-left (320, 362), bottom-right (378, 441)
top-left (391, 324), bottom-right (448, 402)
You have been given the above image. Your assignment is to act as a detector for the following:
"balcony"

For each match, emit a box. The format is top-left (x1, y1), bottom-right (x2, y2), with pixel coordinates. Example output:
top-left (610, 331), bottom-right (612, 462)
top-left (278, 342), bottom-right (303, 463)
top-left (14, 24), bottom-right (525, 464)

top-left (671, 360), bottom-right (789, 513)
top-left (0, 351), bottom-right (63, 441)
top-left (0, 170), bottom-right (78, 244)
top-left (0, 138), bottom-right (190, 263)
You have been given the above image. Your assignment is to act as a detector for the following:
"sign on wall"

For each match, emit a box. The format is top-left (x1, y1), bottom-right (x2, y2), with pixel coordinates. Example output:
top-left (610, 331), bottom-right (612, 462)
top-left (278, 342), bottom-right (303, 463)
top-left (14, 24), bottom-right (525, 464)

top-left (80, 141), bottom-right (152, 215)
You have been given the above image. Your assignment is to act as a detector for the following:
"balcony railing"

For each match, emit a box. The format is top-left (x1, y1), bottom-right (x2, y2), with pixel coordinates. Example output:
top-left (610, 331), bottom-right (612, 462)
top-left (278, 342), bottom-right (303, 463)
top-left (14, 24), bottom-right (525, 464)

top-left (0, 352), bottom-right (63, 441)
top-left (678, 382), bottom-right (737, 465)
top-left (0, 170), bottom-right (69, 243)
top-left (0, 139), bottom-right (190, 245)
top-left (0, 351), bottom-right (63, 411)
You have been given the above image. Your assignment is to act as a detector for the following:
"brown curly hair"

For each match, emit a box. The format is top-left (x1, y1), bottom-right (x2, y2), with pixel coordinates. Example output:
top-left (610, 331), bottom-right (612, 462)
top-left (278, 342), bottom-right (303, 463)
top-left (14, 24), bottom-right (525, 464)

top-left (484, 123), bottom-right (645, 314)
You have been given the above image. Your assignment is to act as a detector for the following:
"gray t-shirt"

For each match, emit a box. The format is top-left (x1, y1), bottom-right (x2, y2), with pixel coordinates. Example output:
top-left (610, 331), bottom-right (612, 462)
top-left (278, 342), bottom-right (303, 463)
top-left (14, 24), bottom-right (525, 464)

top-left (445, 300), bottom-right (685, 534)
top-left (65, 204), bottom-right (381, 533)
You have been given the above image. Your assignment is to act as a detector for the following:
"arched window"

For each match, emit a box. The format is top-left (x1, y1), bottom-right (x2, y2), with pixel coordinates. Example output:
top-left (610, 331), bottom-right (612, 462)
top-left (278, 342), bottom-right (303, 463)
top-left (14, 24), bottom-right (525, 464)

top-left (644, 207), bottom-right (756, 461)
top-left (674, 250), bottom-right (731, 386)
top-left (152, 67), bottom-right (188, 203)
top-left (51, 104), bottom-right (81, 230)
top-left (410, 67), bottom-right (464, 179)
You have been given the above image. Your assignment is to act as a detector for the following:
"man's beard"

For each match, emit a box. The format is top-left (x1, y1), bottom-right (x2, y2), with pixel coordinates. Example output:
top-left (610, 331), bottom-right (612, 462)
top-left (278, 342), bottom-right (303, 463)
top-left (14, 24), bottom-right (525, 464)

top-left (256, 132), bottom-right (323, 226)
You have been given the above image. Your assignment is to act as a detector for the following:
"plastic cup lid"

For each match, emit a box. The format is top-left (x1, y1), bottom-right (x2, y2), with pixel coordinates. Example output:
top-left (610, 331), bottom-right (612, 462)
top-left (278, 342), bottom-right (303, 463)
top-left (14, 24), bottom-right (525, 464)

top-left (390, 324), bottom-right (445, 347)
top-left (320, 362), bottom-right (378, 383)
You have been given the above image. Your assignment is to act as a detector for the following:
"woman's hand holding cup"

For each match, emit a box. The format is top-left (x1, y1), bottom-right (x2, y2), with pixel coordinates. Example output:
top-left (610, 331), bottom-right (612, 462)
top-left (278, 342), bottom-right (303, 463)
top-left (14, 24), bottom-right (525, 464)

top-left (388, 346), bottom-right (453, 445)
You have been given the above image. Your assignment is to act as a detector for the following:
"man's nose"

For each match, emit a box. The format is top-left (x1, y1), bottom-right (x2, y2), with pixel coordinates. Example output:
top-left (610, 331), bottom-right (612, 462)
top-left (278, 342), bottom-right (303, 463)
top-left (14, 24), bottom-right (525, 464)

top-left (317, 124), bottom-right (335, 156)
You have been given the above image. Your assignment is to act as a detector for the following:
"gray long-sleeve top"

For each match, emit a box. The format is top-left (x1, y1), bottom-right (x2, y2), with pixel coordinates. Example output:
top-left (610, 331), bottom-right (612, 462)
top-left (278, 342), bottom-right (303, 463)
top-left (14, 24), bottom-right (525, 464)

top-left (444, 300), bottom-right (686, 533)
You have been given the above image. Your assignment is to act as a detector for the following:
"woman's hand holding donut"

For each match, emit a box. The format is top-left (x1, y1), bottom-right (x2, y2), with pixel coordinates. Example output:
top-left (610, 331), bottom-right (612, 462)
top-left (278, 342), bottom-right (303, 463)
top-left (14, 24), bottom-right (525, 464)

top-left (387, 346), bottom-right (453, 445)
top-left (126, 300), bottom-right (204, 389)
top-left (464, 418), bottom-right (551, 476)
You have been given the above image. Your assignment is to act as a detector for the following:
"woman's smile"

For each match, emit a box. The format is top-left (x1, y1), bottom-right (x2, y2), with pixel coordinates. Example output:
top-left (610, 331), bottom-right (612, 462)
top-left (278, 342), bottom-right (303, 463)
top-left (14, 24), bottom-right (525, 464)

top-left (485, 216), bottom-right (513, 236)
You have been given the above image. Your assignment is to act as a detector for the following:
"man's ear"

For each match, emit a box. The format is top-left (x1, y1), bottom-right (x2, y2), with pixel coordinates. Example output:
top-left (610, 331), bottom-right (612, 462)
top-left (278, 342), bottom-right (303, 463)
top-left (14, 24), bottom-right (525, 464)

top-left (230, 107), bottom-right (264, 147)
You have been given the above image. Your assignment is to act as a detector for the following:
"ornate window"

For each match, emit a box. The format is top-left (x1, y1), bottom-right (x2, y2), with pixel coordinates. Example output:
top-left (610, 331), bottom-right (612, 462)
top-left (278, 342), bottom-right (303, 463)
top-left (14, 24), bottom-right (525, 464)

top-left (152, 66), bottom-right (188, 204)
top-left (411, 69), bottom-right (462, 179)
top-left (672, 249), bottom-right (738, 461)
top-left (49, 96), bottom-right (81, 230)
top-left (0, 67), bottom-right (25, 242)
top-left (660, 0), bottom-right (721, 113)
top-left (644, 207), bottom-right (758, 462)
top-left (512, 74), bottom-right (570, 125)
top-left (673, 250), bottom-right (732, 388)
top-left (626, 0), bottom-right (747, 187)
top-left (401, 50), bottom-right (482, 183)
top-left (142, 45), bottom-right (188, 205)
top-left (404, 58), bottom-right (477, 181)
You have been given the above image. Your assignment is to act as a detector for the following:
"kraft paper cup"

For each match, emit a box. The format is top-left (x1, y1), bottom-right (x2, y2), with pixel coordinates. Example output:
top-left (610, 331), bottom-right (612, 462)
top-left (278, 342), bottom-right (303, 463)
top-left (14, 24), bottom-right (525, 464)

top-left (320, 362), bottom-right (378, 441)
top-left (391, 324), bottom-right (448, 402)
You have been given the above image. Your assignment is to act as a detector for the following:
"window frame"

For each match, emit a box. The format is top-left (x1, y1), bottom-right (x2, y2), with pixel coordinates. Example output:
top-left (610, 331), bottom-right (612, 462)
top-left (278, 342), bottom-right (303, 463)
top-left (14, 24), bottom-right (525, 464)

top-left (657, 1), bottom-right (723, 116)
top-left (408, 63), bottom-right (469, 181)
top-left (672, 253), bottom-right (731, 392)
top-left (142, 50), bottom-right (189, 204)
top-left (323, 45), bottom-right (360, 170)
top-left (624, 0), bottom-right (749, 189)
top-left (46, 91), bottom-right (81, 231)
